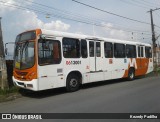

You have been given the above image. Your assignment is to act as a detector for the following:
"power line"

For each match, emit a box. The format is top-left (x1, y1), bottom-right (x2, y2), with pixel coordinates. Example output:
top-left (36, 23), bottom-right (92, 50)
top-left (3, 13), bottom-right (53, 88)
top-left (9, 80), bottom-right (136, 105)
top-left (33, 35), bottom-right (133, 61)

top-left (141, 0), bottom-right (160, 7)
top-left (72, 0), bottom-right (151, 25)
top-left (131, 0), bottom-right (159, 9)
top-left (23, 0), bottom-right (153, 34)
top-left (0, 0), bottom-right (152, 37)
top-left (120, 0), bottom-right (149, 9)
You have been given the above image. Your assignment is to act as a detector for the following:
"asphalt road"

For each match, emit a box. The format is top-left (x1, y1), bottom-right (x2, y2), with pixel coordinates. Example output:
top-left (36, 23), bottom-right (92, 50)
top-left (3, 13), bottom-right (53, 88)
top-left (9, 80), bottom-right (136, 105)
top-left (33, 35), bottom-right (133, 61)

top-left (0, 76), bottom-right (160, 122)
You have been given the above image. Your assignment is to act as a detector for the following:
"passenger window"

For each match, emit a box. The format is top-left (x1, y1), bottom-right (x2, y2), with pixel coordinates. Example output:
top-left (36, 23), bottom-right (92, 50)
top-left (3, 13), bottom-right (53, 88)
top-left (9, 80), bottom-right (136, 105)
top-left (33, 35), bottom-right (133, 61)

top-left (38, 39), bottom-right (61, 65)
top-left (89, 41), bottom-right (94, 57)
top-left (141, 47), bottom-right (144, 57)
top-left (104, 42), bottom-right (113, 58)
top-left (96, 42), bottom-right (101, 57)
top-left (145, 47), bottom-right (152, 58)
top-left (126, 45), bottom-right (136, 58)
top-left (114, 43), bottom-right (125, 58)
top-left (81, 39), bottom-right (88, 58)
top-left (138, 46), bottom-right (140, 57)
top-left (63, 38), bottom-right (80, 58)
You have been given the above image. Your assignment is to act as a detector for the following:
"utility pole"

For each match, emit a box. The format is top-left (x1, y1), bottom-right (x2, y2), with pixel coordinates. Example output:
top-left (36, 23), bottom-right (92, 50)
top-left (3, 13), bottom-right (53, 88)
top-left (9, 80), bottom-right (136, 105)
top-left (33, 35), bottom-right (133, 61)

top-left (148, 8), bottom-right (160, 72)
top-left (0, 17), bottom-right (5, 57)
top-left (0, 17), bottom-right (8, 90)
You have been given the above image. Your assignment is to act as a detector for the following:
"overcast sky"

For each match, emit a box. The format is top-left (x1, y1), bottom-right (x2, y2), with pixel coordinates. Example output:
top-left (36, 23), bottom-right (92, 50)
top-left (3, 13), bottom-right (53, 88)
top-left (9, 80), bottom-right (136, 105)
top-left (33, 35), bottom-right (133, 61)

top-left (0, 0), bottom-right (160, 58)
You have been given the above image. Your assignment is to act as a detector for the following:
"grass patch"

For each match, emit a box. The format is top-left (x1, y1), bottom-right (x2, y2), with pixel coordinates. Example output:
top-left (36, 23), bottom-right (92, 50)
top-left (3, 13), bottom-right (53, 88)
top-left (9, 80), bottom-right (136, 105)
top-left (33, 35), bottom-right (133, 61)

top-left (0, 86), bottom-right (21, 102)
top-left (138, 68), bottom-right (160, 78)
top-left (157, 67), bottom-right (160, 74)
top-left (145, 71), bottom-right (154, 77)
top-left (0, 86), bottom-right (19, 95)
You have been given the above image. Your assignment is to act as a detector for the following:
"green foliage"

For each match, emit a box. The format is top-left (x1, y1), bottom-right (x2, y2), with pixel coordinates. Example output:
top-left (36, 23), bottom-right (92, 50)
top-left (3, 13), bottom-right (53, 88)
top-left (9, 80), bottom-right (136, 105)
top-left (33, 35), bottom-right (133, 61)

top-left (0, 86), bottom-right (19, 95)
top-left (0, 86), bottom-right (20, 102)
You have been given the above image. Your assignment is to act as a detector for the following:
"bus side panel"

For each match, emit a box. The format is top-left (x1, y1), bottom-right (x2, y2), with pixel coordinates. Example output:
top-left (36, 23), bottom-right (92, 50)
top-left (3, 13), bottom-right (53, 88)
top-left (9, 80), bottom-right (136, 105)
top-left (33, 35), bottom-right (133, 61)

top-left (38, 64), bottom-right (65, 91)
top-left (112, 58), bottom-right (127, 79)
top-left (146, 58), bottom-right (153, 74)
top-left (135, 58), bottom-right (149, 76)
top-left (103, 58), bottom-right (113, 80)
top-left (63, 58), bottom-right (89, 83)
top-left (37, 37), bottom-right (65, 91)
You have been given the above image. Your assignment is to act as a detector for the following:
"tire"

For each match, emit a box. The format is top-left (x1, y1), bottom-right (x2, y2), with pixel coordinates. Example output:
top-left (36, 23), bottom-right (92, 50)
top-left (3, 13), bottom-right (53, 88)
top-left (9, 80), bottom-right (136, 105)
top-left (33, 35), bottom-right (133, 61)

top-left (128, 68), bottom-right (135, 81)
top-left (66, 74), bottom-right (80, 92)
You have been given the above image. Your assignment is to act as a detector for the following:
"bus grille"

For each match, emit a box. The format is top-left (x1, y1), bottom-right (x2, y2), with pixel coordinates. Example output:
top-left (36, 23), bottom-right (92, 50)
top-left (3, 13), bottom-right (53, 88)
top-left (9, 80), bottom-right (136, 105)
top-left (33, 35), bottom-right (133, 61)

top-left (15, 71), bottom-right (28, 76)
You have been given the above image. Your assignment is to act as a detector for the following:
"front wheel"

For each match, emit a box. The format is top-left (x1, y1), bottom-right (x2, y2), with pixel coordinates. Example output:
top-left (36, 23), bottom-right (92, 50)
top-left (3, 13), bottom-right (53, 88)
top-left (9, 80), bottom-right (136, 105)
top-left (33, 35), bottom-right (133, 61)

top-left (128, 68), bottom-right (135, 81)
top-left (66, 74), bottom-right (80, 92)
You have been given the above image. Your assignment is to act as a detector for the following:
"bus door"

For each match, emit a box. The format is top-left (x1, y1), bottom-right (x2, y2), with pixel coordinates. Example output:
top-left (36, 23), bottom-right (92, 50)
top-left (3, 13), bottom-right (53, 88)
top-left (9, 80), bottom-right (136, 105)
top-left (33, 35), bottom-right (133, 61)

top-left (88, 40), bottom-right (104, 82)
top-left (38, 37), bottom-right (63, 90)
top-left (137, 45), bottom-right (145, 75)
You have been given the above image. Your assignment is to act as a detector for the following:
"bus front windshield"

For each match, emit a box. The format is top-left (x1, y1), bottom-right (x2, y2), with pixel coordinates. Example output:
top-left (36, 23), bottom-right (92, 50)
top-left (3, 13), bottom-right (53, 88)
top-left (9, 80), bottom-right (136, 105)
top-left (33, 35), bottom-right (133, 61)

top-left (14, 41), bottom-right (35, 70)
top-left (14, 31), bottom-right (36, 70)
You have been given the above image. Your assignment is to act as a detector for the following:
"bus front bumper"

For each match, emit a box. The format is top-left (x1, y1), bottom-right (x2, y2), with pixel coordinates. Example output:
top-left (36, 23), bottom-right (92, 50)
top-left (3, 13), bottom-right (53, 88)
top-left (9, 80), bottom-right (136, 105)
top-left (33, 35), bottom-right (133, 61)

top-left (12, 76), bottom-right (39, 91)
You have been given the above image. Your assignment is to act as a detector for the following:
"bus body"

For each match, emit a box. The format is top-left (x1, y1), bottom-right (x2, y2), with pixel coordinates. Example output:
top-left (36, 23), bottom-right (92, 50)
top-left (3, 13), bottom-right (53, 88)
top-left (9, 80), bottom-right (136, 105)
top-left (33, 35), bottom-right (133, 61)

top-left (12, 29), bottom-right (153, 91)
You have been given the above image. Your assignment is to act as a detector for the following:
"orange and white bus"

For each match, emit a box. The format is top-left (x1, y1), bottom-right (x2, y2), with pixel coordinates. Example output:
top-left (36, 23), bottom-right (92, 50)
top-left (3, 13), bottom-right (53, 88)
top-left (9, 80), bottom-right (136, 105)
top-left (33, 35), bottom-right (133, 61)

top-left (13, 29), bottom-right (153, 92)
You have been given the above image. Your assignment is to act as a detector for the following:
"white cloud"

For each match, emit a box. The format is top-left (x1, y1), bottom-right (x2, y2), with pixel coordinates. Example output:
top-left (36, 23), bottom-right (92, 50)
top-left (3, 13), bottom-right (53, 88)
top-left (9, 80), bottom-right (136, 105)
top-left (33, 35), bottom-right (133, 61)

top-left (0, 0), bottom-right (70, 58)
top-left (0, 0), bottom-right (70, 43)
top-left (100, 22), bottom-right (129, 40)
top-left (42, 20), bottom-right (70, 31)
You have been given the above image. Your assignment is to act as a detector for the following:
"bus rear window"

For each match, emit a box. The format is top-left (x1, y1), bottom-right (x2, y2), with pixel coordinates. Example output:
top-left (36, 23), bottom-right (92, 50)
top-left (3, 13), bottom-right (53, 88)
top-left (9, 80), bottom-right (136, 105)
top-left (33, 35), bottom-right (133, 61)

top-left (145, 47), bottom-right (152, 58)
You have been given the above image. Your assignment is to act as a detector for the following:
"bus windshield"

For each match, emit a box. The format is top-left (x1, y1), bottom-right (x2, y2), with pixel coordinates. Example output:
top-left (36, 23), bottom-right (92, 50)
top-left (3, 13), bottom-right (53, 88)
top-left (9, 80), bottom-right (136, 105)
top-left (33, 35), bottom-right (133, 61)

top-left (14, 41), bottom-right (35, 70)
top-left (14, 31), bottom-right (36, 70)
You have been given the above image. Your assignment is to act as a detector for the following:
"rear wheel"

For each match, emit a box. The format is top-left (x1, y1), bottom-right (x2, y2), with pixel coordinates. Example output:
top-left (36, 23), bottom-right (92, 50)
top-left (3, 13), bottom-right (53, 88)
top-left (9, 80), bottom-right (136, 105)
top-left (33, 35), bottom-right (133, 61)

top-left (66, 74), bottom-right (80, 92)
top-left (128, 68), bottom-right (135, 81)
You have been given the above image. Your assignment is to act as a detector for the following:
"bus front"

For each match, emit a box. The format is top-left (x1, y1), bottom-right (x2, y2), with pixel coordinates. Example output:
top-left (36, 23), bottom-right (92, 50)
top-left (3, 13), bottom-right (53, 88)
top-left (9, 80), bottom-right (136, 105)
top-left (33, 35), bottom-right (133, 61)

top-left (13, 29), bottom-right (41, 91)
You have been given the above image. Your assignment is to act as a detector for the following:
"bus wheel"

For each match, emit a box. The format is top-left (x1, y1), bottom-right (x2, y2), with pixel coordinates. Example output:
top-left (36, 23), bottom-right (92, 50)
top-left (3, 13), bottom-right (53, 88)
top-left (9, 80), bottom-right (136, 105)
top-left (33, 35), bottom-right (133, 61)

top-left (128, 68), bottom-right (135, 81)
top-left (66, 74), bottom-right (80, 92)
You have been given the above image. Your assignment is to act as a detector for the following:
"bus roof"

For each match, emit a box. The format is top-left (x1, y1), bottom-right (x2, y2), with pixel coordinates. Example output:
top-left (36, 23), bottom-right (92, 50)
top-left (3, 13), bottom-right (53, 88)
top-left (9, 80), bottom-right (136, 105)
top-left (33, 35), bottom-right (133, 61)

top-left (41, 29), bottom-right (151, 46)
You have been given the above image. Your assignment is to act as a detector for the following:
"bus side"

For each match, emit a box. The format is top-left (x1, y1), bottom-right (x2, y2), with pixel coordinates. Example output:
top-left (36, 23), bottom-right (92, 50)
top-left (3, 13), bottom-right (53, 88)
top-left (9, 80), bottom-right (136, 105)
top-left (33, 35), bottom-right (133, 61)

top-left (37, 36), bottom-right (153, 91)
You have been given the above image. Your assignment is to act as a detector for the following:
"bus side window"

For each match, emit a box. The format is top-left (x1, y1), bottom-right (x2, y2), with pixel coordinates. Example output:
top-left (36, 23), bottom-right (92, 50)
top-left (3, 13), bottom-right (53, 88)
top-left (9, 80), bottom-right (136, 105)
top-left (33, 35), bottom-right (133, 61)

top-left (138, 46), bottom-right (140, 57)
top-left (38, 39), bottom-right (61, 65)
top-left (63, 37), bottom-right (80, 58)
top-left (126, 44), bottom-right (136, 58)
top-left (141, 47), bottom-right (144, 57)
top-left (81, 39), bottom-right (88, 58)
top-left (96, 42), bottom-right (101, 57)
top-left (53, 42), bottom-right (61, 63)
top-left (114, 43), bottom-right (125, 58)
top-left (104, 42), bottom-right (113, 58)
top-left (89, 41), bottom-right (94, 57)
top-left (145, 46), bottom-right (152, 58)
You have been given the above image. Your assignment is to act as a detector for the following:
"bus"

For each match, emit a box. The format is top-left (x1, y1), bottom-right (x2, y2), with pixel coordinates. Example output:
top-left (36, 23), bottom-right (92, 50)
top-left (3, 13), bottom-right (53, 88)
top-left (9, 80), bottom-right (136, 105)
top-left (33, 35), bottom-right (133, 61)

top-left (12, 29), bottom-right (153, 92)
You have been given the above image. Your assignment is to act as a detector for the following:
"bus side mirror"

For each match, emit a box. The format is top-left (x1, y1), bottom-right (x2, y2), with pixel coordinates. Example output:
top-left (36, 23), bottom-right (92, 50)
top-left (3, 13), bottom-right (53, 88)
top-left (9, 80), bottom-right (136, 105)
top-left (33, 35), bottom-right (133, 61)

top-left (40, 35), bottom-right (46, 43)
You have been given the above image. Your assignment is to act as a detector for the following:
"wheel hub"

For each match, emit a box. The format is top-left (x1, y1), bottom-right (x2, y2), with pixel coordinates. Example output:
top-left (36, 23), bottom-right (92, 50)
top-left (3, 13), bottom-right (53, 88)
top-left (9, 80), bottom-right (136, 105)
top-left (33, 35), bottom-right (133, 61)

top-left (70, 79), bottom-right (78, 87)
